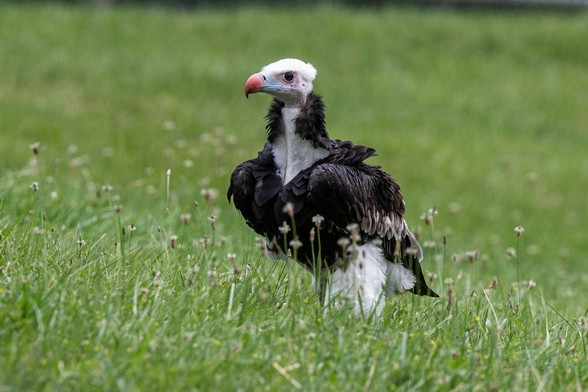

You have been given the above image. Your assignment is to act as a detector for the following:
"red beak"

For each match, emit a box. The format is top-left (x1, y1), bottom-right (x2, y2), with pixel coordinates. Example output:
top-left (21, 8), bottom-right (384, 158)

top-left (244, 73), bottom-right (264, 98)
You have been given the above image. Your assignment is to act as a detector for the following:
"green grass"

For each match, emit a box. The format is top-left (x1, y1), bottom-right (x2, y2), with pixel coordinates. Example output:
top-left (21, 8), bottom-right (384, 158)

top-left (1, 4), bottom-right (587, 391)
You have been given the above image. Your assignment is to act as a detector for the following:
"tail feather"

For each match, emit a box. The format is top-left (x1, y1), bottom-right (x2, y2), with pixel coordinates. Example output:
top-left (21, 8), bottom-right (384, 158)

top-left (408, 256), bottom-right (439, 297)
top-left (403, 235), bottom-right (439, 297)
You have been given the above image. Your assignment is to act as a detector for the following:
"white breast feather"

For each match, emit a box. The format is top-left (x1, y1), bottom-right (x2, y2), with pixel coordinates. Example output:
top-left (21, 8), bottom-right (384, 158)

top-left (272, 107), bottom-right (329, 185)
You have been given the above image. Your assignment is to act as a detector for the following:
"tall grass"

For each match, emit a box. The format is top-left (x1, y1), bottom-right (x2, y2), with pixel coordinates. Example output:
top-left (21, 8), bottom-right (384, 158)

top-left (0, 4), bottom-right (586, 390)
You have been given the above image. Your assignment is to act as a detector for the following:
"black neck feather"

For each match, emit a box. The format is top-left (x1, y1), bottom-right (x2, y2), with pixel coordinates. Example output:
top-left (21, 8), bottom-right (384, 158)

top-left (265, 93), bottom-right (332, 150)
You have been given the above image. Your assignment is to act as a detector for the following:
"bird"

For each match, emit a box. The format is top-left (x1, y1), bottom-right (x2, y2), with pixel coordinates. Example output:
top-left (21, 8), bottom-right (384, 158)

top-left (228, 58), bottom-right (438, 315)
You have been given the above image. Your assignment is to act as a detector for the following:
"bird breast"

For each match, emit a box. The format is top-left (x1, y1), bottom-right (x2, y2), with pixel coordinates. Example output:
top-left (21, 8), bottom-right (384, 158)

top-left (272, 107), bottom-right (329, 184)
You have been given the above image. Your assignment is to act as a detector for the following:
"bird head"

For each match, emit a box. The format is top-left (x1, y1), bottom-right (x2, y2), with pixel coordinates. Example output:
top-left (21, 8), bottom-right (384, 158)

top-left (244, 58), bottom-right (317, 106)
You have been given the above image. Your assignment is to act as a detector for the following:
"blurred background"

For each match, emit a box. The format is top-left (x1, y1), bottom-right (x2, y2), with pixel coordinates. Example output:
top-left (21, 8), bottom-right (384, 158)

top-left (5, 0), bottom-right (588, 8)
top-left (1, 1), bottom-right (587, 389)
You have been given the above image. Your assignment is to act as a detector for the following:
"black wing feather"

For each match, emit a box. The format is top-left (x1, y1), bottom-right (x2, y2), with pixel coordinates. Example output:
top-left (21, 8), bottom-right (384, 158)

top-left (307, 157), bottom-right (438, 298)
top-left (228, 143), bottom-right (281, 237)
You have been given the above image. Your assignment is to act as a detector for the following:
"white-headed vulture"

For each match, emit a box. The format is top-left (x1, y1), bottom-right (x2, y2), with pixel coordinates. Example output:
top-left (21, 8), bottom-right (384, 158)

top-left (228, 59), bottom-right (438, 315)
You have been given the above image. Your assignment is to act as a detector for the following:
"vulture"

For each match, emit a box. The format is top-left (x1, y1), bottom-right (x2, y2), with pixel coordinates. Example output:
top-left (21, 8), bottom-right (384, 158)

top-left (228, 58), bottom-right (438, 315)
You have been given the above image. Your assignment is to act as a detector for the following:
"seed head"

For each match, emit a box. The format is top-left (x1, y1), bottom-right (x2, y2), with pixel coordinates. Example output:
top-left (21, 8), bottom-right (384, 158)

top-left (208, 215), bottom-right (216, 231)
top-left (451, 253), bottom-right (464, 263)
top-left (514, 226), bottom-right (525, 237)
top-left (163, 120), bottom-right (176, 132)
top-left (337, 237), bottom-right (350, 251)
top-left (30, 181), bottom-right (40, 192)
top-left (29, 142), bottom-right (40, 156)
top-left (423, 240), bottom-right (436, 249)
top-left (278, 221), bottom-right (291, 235)
top-left (289, 239), bottom-right (303, 250)
top-left (420, 207), bottom-right (438, 226)
top-left (282, 202), bottom-right (294, 217)
top-left (579, 317), bottom-right (587, 332)
top-left (350, 231), bottom-right (361, 243)
top-left (465, 249), bottom-right (480, 262)
top-left (199, 236), bottom-right (210, 248)
top-left (170, 235), bottom-right (178, 249)
top-left (508, 293), bottom-right (518, 314)
top-left (312, 214), bottom-right (324, 228)
top-left (346, 223), bottom-right (359, 234)
top-left (346, 224), bottom-right (361, 242)
top-left (255, 237), bottom-right (266, 254)
top-left (154, 279), bottom-right (164, 289)
top-left (201, 187), bottom-right (218, 204)
top-left (181, 213), bottom-right (191, 225)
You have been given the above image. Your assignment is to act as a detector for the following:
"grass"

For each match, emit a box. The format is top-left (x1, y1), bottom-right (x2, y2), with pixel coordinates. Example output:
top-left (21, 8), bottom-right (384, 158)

top-left (1, 4), bottom-right (587, 391)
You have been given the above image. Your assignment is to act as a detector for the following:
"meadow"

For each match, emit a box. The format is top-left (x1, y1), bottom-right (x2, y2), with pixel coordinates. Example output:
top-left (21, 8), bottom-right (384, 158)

top-left (0, 4), bottom-right (587, 391)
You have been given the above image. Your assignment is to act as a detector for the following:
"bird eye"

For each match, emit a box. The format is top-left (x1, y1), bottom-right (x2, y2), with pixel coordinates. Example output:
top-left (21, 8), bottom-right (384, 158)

top-left (283, 71), bottom-right (294, 82)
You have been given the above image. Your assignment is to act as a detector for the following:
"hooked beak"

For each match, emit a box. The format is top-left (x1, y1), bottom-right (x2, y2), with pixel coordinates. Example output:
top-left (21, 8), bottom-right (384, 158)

top-left (244, 73), bottom-right (264, 98)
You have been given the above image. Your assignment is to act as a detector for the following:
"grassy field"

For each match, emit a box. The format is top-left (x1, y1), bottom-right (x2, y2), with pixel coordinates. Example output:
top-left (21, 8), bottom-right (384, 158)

top-left (1, 4), bottom-right (587, 391)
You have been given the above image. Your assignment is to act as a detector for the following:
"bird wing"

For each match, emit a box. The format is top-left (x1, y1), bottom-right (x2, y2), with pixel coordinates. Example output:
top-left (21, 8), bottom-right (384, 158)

top-left (307, 161), bottom-right (408, 245)
top-left (227, 143), bottom-right (282, 236)
top-left (304, 146), bottom-right (437, 297)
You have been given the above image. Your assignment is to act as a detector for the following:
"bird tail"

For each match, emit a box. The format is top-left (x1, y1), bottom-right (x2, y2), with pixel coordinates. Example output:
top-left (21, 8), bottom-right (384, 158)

top-left (403, 233), bottom-right (439, 297)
